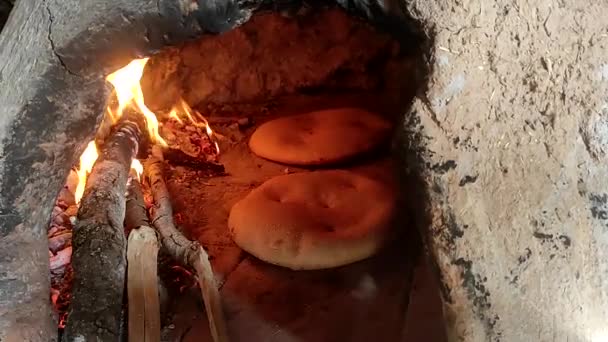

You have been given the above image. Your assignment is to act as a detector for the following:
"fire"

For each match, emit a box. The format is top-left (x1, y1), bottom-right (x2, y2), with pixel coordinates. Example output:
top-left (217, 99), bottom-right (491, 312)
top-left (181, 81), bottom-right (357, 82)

top-left (105, 58), bottom-right (167, 147)
top-left (73, 59), bottom-right (164, 202)
top-left (171, 98), bottom-right (220, 154)
top-left (131, 159), bottom-right (143, 181)
top-left (106, 107), bottom-right (118, 124)
top-left (174, 98), bottom-right (197, 123)
top-left (74, 141), bottom-right (98, 204)
top-left (168, 108), bottom-right (183, 123)
top-left (71, 59), bottom-right (219, 205)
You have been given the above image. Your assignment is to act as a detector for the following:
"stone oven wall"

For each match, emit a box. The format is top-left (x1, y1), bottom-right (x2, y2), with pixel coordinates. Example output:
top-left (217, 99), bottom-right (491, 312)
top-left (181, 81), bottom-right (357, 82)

top-left (141, 7), bottom-right (411, 114)
top-left (398, 1), bottom-right (608, 341)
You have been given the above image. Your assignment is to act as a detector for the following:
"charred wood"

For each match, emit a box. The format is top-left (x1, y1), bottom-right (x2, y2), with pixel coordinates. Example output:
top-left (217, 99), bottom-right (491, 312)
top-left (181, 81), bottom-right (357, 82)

top-left (125, 175), bottom-right (152, 234)
top-left (63, 116), bottom-right (142, 341)
top-left (49, 232), bottom-right (72, 254)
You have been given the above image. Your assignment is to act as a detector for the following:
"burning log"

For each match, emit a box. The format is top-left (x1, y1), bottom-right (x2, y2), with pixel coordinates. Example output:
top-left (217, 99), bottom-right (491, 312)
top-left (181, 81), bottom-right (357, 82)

top-left (64, 116), bottom-right (143, 341)
top-left (125, 172), bottom-right (161, 342)
top-left (145, 147), bottom-right (229, 342)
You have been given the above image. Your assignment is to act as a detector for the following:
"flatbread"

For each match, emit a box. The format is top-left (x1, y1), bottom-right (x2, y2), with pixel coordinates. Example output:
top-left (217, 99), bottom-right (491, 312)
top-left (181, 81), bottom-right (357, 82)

top-left (249, 108), bottom-right (392, 166)
top-left (228, 170), bottom-right (396, 270)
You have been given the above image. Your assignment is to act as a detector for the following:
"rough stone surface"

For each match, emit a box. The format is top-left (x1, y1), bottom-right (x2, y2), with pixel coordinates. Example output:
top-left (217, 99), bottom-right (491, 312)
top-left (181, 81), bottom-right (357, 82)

top-left (396, 1), bottom-right (608, 341)
top-left (141, 8), bottom-right (407, 112)
top-left (0, 0), bottom-right (12, 31)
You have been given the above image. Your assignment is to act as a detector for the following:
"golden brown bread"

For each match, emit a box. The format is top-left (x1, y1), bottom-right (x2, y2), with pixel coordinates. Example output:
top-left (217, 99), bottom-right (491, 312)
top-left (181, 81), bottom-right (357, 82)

top-left (249, 108), bottom-right (392, 166)
top-left (228, 170), bottom-right (396, 270)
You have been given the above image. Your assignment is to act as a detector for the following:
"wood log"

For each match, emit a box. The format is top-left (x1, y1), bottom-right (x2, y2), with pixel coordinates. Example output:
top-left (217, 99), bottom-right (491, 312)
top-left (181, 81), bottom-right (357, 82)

top-left (64, 118), bottom-right (142, 341)
top-left (125, 175), bottom-right (152, 233)
top-left (125, 175), bottom-right (161, 342)
top-left (127, 228), bottom-right (160, 342)
top-left (145, 148), bottom-right (229, 342)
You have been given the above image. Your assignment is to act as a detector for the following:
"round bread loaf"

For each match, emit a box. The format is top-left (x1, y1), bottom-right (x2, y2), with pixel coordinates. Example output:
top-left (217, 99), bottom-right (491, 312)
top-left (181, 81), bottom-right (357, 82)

top-left (249, 108), bottom-right (392, 166)
top-left (228, 170), bottom-right (396, 270)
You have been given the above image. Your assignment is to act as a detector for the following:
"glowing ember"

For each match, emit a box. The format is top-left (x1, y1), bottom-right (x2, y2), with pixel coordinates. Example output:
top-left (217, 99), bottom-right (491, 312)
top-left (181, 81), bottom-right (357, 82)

top-left (105, 58), bottom-right (168, 147)
top-left (51, 289), bottom-right (59, 306)
top-left (131, 159), bottom-right (143, 181)
top-left (74, 141), bottom-right (98, 204)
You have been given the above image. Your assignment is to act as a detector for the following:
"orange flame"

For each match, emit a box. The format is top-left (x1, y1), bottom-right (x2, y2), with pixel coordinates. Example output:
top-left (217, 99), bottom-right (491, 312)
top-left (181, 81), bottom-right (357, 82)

top-left (105, 58), bottom-right (167, 147)
top-left (131, 159), bottom-right (143, 181)
top-left (59, 314), bottom-right (67, 329)
top-left (174, 98), bottom-right (197, 123)
top-left (71, 59), bottom-right (220, 205)
top-left (168, 108), bottom-right (183, 123)
top-left (106, 107), bottom-right (119, 124)
top-left (74, 141), bottom-right (98, 204)
top-left (72, 59), bottom-right (163, 202)
top-left (171, 98), bottom-right (220, 154)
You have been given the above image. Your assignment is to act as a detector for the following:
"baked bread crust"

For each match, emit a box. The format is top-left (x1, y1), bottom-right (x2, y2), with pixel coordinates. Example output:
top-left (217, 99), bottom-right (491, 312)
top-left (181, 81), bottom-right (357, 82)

top-left (228, 170), bottom-right (396, 270)
top-left (249, 108), bottom-right (392, 166)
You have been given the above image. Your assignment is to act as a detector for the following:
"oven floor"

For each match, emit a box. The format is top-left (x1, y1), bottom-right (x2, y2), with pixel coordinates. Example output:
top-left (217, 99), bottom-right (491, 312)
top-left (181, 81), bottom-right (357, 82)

top-left (159, 94), bottom-right (443, 341)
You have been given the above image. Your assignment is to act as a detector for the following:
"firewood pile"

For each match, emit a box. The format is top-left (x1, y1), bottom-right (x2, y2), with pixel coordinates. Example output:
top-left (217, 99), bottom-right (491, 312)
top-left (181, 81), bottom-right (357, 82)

top-left (45, 58), bottom-right (229, 342)
top-left (49, 120), bottom-right (227, 341)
